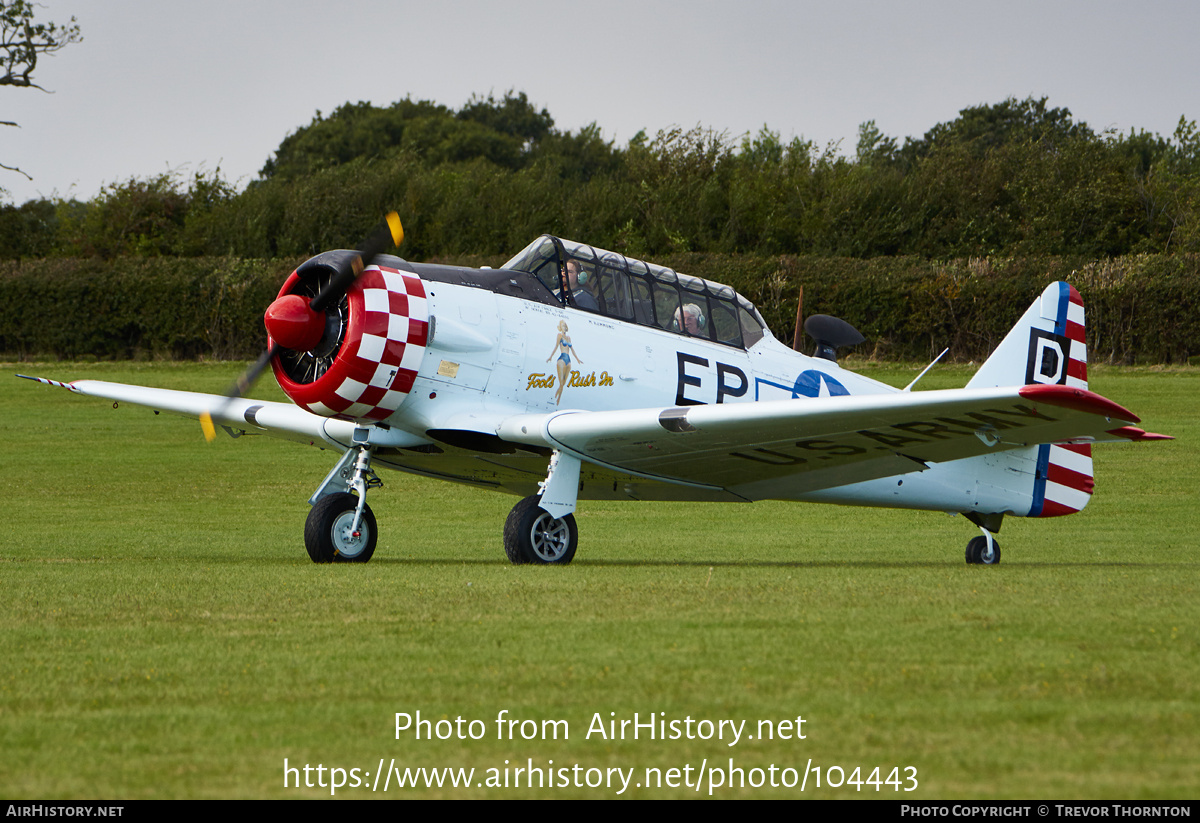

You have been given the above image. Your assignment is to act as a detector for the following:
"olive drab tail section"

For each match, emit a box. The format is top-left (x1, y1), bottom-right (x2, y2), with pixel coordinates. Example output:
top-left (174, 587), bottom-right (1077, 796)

top-left (965, 282), bottom-right (1094, 518)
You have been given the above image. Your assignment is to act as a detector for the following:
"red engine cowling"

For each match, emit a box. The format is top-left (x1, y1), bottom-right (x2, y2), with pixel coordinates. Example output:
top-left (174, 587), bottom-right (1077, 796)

top-left (266, 251), bottom-right (430, 422)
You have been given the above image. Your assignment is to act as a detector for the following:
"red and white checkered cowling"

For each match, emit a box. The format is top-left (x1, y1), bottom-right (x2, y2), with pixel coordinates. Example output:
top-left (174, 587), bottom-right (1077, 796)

top-left (270, 264), bottom-right (429, 422)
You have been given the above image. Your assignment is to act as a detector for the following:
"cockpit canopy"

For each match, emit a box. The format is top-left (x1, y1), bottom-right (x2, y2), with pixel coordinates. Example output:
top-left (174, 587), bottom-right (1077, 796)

top-left (503, 236), bottom-right (768, 349)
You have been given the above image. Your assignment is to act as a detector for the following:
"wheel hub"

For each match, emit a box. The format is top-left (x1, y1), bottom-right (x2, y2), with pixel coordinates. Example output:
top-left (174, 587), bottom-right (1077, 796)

top-left (332, 510), bottom-right (369, 558)
top-left (529, 512), bottom-right (571, 562)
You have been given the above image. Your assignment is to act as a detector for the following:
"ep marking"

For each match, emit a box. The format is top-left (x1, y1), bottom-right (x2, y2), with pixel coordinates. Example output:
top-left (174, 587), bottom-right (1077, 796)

top-left (675, 352), bottom-right (748, 405)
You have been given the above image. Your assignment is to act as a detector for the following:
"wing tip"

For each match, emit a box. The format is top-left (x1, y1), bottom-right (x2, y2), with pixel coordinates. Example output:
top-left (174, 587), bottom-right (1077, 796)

top-left (15, 374), bottom-right (75, 390)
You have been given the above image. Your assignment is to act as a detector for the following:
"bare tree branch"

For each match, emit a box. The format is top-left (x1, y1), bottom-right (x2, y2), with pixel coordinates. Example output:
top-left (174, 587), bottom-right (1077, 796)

top-left (0, 159), bottom-right (32, 179)
top-left (1, 1), bottom-right (81, 181)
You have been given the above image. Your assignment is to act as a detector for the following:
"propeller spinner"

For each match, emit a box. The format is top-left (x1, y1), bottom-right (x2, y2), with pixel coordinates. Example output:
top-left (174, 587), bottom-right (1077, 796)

top-left (263, 294), bottom-right (324, 352)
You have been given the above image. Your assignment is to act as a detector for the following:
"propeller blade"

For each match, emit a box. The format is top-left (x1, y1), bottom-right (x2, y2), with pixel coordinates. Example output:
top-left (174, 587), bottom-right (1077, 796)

top-left (200, 342), bottom-right (279, 441)
top-left (200, 213), bottom-right (403, 442)
top-left (311, 212), bottom-right (404, 313)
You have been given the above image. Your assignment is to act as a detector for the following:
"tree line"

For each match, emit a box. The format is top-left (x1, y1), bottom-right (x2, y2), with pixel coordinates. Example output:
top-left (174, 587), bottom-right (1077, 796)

top-left (2, 92), bottom-right (1199, 262)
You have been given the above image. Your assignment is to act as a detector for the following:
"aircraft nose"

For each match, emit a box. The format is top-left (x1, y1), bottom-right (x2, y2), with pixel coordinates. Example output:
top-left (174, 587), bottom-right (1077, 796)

top-left (264, 293), bottom-right (325, 351)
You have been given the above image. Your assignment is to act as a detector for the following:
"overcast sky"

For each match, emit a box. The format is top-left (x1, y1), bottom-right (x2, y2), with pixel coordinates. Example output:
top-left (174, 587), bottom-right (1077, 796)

top-left (3, 0), bottom-right (1198, 205)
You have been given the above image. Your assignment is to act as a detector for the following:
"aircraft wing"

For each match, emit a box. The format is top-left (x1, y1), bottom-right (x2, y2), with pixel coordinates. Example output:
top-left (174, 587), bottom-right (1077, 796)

top-left (497, 384), bottom-right (1161, 500)
top-left (16, 376), bottom-right (427, 449)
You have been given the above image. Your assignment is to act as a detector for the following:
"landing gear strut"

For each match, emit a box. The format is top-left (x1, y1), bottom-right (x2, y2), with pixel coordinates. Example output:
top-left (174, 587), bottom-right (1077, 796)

top-left (305, 446), bottom-right (381, 563)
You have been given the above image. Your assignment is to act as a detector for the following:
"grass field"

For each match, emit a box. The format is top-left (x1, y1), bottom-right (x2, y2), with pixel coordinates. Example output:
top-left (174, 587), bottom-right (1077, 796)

top-left (1, 361), bottom-right (1196, 799)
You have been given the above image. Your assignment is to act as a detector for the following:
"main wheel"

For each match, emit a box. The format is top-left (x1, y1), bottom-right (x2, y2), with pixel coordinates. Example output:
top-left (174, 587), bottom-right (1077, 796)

top-left (965, 535), bottom-right (1001, 565)
top-left (305, 492), bottom-right (377, 564)
top-left (503, 495), bottom-right (578, 565)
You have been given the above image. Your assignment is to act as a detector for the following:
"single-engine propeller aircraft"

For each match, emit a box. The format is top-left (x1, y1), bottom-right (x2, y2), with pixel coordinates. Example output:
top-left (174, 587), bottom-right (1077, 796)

top-left (21, 214), bottom-right (1170, 565)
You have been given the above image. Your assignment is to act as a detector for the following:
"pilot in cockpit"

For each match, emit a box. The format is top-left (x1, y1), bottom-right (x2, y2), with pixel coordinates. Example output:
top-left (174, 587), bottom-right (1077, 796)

top-left (673, 303), bottom-right (706, 337)
top-left (558, 259), bottom-right (599, 311)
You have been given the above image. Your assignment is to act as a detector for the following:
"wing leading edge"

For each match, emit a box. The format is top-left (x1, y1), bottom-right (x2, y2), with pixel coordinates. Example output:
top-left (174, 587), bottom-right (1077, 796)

top-left (16, 376), bottom-right (428, 450)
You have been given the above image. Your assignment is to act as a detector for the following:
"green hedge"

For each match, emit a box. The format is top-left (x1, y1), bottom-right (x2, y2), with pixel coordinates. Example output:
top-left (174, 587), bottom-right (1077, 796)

top-left (0, 257), bottom-right (302, 360)
top-left (656, 252), bottom-right (1200, 363)
top-left (2, 253), bottom-right (1196, 363)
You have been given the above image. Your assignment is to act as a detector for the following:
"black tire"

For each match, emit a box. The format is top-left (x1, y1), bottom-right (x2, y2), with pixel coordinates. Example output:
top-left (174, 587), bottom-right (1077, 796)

top-left (965, 535), bottom-right (1001, 565)
top-left (305, 492), bottom-right (377, 564)
top-left (503, 495), bottom-right (578, 565)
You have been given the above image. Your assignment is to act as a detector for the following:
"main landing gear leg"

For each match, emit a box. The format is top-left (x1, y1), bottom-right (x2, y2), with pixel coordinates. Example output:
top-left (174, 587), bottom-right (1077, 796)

top-left (305, 446), bottom-right (382, 564)
top-left (503, 450), bottom-right (581, 565)
top-left (964, 512), bottom-right (1002, 565)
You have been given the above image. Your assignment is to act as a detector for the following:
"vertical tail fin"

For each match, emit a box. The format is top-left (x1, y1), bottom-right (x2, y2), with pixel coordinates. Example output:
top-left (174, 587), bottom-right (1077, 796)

top-left (966, 281), bottom-right (1088, 391)
top-left (968, 282), bottom-right (1094, 518)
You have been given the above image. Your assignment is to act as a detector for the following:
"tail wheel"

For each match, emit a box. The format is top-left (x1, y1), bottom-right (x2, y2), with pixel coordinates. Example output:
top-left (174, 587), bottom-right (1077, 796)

top-left (965, 535), bottom-right (1001, 565)
top-left (504, 495), bottom-right (578, 565)
top-left (305, 492), bottom-right (377, 564)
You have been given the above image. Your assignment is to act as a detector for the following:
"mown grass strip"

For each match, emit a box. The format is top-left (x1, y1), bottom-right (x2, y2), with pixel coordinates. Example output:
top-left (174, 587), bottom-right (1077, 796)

top-left (1, 363), bottom-right (1195, 798)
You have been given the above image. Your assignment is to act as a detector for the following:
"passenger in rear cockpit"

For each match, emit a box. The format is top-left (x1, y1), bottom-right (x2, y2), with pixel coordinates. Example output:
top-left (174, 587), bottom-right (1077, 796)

top-left (673, 303), bottom-right (706, 337)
